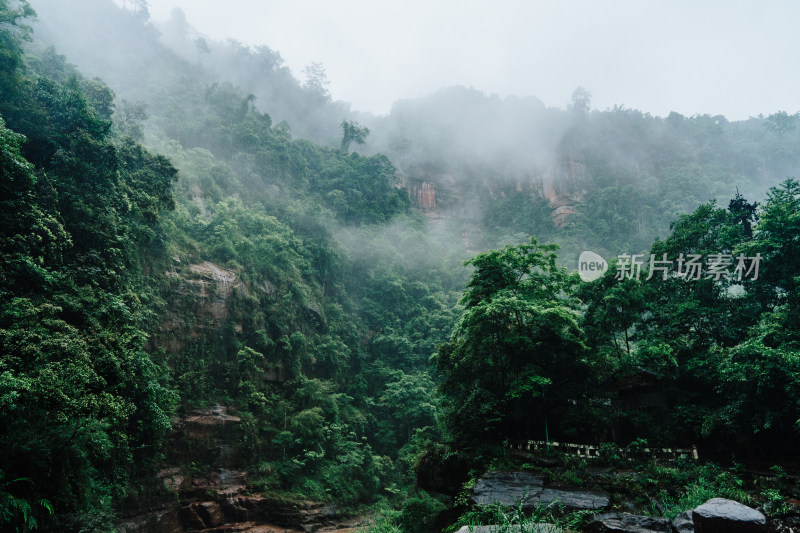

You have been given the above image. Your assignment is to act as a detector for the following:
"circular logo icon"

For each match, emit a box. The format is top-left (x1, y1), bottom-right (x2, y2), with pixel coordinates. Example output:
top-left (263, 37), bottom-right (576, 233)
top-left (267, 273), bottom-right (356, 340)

top-left (578, 251), bottom-right (607, 281)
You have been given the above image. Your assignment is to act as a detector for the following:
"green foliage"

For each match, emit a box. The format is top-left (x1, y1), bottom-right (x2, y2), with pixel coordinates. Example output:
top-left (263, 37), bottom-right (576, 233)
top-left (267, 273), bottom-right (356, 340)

top-left (436, 237), bottom-right (591, 444)
top-left (760, 488), bottom-right (789, 517)
top-left (340, 119), bottom-right (370, 152)
top-left (10, 1), bottom-right (800, 527)
top-left (642, 463), bottom-right (749, 520)
top-left (597, 442), bottom-right (622, 466)
top-left (451, 499), bottom-right (594, 533)
top-left (0, 10), bottom-right (178, 528)
top-left (366, 516), bottom-right (403, 533)
top-left (0, 471), bottom-right (53, 532)
top-left (573, 181), bottom-right (800, 455)
top-left (398, 492), bottom-right (447, 533)
top-left (483, 193), bottom-right (556, 245)
top-left (0, 0), bottom-right (35, 83)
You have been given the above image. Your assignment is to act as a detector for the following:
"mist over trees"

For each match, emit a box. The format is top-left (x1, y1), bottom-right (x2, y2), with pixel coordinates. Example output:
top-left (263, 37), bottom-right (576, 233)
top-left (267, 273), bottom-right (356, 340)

top-left (1, 0), bottom-right (800, 531)
top-left (29, 1), bottom-right (800, 260)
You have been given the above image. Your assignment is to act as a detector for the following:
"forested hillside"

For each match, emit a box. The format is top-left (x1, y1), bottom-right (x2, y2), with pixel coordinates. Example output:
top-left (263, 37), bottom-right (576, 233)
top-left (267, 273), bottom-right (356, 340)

top-left (363, 86), bottom-right (800, 259)
top-left (1, 1), bottom-right (178, 528)
top-left (2, 1), bottom-right (800, 532)
top-left (2, 1), bottom-right (464, 529)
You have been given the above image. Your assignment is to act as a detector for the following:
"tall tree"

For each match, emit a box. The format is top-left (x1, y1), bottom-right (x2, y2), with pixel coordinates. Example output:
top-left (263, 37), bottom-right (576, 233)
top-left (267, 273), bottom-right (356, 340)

top-left (340, 119), bottom-right (369, 152)
top-left (435, 238), bottom-right (589, 444)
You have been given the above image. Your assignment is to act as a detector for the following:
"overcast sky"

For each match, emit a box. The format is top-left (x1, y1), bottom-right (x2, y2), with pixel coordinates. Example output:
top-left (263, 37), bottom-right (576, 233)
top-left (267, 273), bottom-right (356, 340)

top-left (146, 0), bottom-right (799, 120)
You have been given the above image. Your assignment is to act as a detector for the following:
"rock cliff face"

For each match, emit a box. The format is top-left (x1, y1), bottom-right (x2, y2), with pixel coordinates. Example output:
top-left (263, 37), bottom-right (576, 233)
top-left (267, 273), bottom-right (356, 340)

top-left (405, 174), bottom-right (460, 212)
top-left (166, 405), bottom-right (245, 468)
top-left (132, 263), bottom-right (336, 532)
top-left (155, 258), bottom-right (291, 384)
top-left (537, 159), bottom-right (589, 208)
top-left (159, 259), bottom-right (242, 354)
top-left (404, 159), bottom-right (589, 228)
top-left (118, 406), bottom-right (355, 533)
top-left (410, 180), bottom-right (437, 210)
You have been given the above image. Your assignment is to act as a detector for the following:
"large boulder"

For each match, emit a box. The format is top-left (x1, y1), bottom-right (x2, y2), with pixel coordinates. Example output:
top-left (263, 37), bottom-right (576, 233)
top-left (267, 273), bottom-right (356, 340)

top-left (529, 487), bottom-right (609, 511)
top-left (471, 471), bottom-right (609, 512)
top-left (692, 498), bottom-right (766, 533)
top-left (471, 471), bottom-right (545, 507)
top-left (587, 513), bottom-right (671, 532)
top-left (672, 510), bottom-right (694, 533)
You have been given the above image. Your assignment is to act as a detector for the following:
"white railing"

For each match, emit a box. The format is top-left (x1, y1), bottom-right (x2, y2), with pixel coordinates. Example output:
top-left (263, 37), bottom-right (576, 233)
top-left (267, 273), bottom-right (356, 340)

top-left (507, 440), bottom-right (697, 461)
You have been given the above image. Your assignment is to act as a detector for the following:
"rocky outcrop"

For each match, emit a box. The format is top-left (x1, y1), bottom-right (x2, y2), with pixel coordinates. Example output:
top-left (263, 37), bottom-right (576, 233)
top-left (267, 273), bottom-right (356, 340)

top-left (587, 513), bottom-right (671, 532)
top-left (188, 261), bottom-right (237, 299)
top-left (158, 259), bottom-right (241, 354)
top-left (691, 498), bottom-right (766, 533)
top-left (551, 205), bottom-right (579, 228)
top-left (404, 174), bottom-right (462, 214)
top-left (529, 487), bottom-right (610, 510)
top-left (118, 507), bottom-right (183, 533)
top-left (672, 510), bottom-right (694, 533)
top-left (180, 502), bottom-right (225, 529)
top-left (176, 485), bottom-right (339, 532)
top-left (471, 470), bottom-right (609, 512)
top-left (119, 406), bottom-right (350, 533)
top-left (180, 404), bottom-right (242, 437)
top-left (166, 405), bottom-right (245, 468)
top-left (410, 180), bottom-right (437, 210)
top-left (183, 524), bottom-right (300, 533)
top-left (472, 471), bottom-right (545, 506)
top-left (537, 158), bottom-right (589, 226)
top-left (538, 159), bottom-right (589, 208)
top-left (404, 158), bottom-right (589, 228)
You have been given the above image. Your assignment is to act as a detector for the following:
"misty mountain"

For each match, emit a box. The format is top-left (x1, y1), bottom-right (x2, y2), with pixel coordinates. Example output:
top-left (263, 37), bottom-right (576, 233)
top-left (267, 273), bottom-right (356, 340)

top-left (3, 1), bottom-right (800, 531)
top-left (29, 0), bottom-right (800, 262)
top-left (30, 0), bottom-right (354, 145)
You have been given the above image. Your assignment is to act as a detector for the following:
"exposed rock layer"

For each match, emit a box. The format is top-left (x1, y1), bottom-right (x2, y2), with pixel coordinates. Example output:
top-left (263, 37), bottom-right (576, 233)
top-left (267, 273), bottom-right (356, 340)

top-left (471, 470), bottom-right (609, 512)
top-left (404, 159), bottom-right (589, 226)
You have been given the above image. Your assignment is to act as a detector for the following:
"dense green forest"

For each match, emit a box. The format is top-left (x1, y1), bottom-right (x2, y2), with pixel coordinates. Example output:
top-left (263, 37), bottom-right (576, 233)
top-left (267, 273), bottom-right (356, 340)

top-left (2, 0), bottom-right (800, 531)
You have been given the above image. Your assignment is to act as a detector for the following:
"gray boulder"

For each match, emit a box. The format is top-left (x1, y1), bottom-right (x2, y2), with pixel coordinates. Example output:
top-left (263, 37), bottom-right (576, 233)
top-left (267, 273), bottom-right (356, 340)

top-left (587, 513), bottom-right (671, 532)
top-left (528, 487), bottom-right (610, 511)
top-left (471, 471), bottom-right (609, 512)
top-left (692, 498), bottom-right (766, 533)
top-left (672, 510), bottom-right (693, 533)
top-left (471, 471), bottom-right (545, 507)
